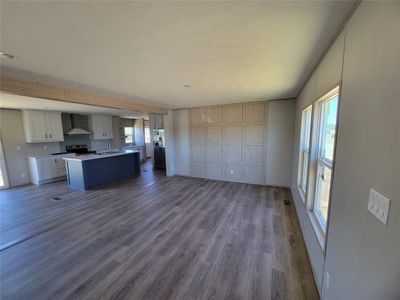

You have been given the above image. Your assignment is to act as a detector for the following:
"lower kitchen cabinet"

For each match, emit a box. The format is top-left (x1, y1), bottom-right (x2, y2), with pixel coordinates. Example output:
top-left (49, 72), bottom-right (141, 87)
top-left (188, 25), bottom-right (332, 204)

top-left (27, 154), bottom-right (75, 185)
top-left (123, 145), bottom-right (146, 161)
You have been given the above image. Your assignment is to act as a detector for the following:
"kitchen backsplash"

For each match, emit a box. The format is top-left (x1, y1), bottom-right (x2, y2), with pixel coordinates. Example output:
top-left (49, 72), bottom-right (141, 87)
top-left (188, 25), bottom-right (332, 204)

top-left (90, 138), bottom-right (114, 151)
top-left (59, 135), bottom-right (113, 152)
top-left (59, 135), bottom-right (91, 150)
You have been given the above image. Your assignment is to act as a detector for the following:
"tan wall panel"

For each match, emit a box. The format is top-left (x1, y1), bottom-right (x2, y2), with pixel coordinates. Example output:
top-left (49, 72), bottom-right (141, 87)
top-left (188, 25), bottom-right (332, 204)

top-left (243, 145), bottom-right (264, 165)
top-left (244, 102), bottom-right (265, 123)
top-left (190, 107), bottom-right (207, 126)
top-left (207, 144), bottom-right (223, 162)
top-left (223, 103), bottom-right (243, 124)
top-left (190, 101), bottom-right (266, 183)
top-left (244, 124), bottom-right (265, 145)
top-left (207, 126), bottom-right (223, 144)
top-left (206, 163), bottom-right (223, 180)
top-left (191, 144), bottom-right (206, 162)
top-left (244, 165), bottom-right (264, 184)
top-left (207, 106), bottom-right (223, 124)
top-left (190, 161), bottom-right (206, 178)
top-left (223, 164), bottom-right (243, 182)
top-left (190, 127), bottom-right (206, 144)
top-left (225, 145), bottom-right (242, 164)
top-left (224, 125), bottom-right (243, 145)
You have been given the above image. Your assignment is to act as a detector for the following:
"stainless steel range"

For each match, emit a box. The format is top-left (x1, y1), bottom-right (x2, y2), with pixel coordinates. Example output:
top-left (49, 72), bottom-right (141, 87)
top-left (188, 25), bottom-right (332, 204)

top-left (66, 144), bottom-right (96, 155)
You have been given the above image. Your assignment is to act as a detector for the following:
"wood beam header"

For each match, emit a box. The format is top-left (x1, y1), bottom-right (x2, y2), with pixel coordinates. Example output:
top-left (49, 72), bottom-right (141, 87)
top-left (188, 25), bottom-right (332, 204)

top-left (0, 75), bottom-right (168, 115)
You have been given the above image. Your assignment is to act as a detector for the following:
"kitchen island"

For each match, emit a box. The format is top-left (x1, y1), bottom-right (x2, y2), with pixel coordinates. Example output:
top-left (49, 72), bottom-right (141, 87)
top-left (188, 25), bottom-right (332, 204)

top-left (64, 150), bottom-right (140, 190)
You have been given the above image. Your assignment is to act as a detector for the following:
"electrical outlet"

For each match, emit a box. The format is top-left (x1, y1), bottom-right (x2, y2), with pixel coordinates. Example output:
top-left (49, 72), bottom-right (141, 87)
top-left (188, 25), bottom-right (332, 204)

top-left (16, 146), bottom-right (21, 150)
top-left (230, 170), bottom-right (234, 175)
top-left (368, 189), bottom-right (390, 225)
top-left (43, 145), bottom-right (47, 150)
top-left (21, 173), bottom-right (26, 178)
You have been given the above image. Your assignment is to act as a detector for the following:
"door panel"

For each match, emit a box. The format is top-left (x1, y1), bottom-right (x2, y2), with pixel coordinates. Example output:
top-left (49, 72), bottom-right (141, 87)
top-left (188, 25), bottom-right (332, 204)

top-left (26, 111), bottom-right (47, 142)
top-left (46, 112), bottom-right (64, 141)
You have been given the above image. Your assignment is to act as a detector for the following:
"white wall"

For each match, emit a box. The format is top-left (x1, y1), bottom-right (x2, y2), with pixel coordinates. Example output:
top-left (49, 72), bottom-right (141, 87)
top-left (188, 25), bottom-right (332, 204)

top-left (323, 3), bottom-right (400, 299)
top-left (134, 118), bottom-right (145, 146)
top-left (291, 2), bottom-right (400, 299)
top-left (266, 99), bottom-right (295, 187)
top-left (172, 109), bottom-right (190, 176)
top-left (163, 110), bottom-right (175, 176)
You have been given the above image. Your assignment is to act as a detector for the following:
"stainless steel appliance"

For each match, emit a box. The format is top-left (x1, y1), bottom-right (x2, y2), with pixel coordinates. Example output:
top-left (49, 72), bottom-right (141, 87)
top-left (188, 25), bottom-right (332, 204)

top-left (65, 144), bottom-right (96, 155)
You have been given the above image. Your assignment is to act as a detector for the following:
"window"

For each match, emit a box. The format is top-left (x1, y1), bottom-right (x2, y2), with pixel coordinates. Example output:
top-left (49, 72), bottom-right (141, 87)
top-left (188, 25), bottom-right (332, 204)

top-left (144, 126), bottom-right (151, 144)
top-left (310, 87), bottom-right (339, 235)
top-left (298, 105), bottom-right (312, 199)
top-left (124, 127), bottom-right (134, 144)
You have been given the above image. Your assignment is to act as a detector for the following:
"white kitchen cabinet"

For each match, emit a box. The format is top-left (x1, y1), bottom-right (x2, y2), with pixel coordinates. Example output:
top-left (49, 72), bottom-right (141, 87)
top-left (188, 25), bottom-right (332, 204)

top-left (27, 154), bottom-right (75, 185)
top-left (54, 157), bottom-right (67, 176)
top-left (45, 112), bottom-right (64, 141)
top-left (123, 145), bottom-right (146, 161)
top-left (150, 114), bottom-right (164, 130)
top-left (89, 115), bottom-right (114, 140)
top-left (22, 110), bottom-right (64, 143)
top-left (37, 159), bottom-right (57, 181)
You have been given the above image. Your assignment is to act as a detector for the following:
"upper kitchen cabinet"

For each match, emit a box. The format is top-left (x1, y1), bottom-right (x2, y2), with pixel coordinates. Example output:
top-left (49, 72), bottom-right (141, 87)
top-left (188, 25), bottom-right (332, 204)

top-left (22, 110), bottom-right (64, 143)
top-left (150, 114), bottom-right (164, 129)
top-left (89, 115), bottom-right (114, 140)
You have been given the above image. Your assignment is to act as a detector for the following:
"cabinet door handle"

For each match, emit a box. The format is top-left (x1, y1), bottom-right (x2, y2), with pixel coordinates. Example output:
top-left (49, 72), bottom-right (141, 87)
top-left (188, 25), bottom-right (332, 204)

top-left (49, 133), bottom-right (52, 138)
top-left (45, 134), bottom-right (47, 139)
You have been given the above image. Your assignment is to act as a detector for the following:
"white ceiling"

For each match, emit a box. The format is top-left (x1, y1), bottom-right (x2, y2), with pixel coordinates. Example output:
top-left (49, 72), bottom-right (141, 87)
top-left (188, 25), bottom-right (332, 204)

top-left (0, 1), bottom-right (355, 109)
top-left (0, 93), bottom-right (148, 120)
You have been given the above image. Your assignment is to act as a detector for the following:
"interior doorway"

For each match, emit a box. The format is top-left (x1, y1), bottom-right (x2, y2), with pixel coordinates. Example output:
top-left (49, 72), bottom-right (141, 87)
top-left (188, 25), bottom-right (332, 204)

top-left (0, 137), bottom-right (9, 189)
top-left (144, 120), bottom-right (152, 160)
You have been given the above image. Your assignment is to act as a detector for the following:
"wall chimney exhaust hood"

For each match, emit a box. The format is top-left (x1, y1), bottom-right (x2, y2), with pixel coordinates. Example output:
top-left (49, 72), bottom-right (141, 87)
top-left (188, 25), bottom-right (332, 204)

top-left (66, 127), bottom-right (91, 135)
top-left (66, 114), bottom-right (91, 135)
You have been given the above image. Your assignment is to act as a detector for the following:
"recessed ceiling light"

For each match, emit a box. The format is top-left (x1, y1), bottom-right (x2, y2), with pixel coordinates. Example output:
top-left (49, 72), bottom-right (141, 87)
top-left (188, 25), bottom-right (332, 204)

top-left (184, 84), bottom-right (192, 88)
top-left (0, 52), bottom-right (16, 59)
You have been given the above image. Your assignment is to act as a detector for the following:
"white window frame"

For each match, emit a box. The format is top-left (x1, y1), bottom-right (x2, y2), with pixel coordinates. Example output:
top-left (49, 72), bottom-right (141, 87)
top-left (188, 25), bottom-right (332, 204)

top-left (307, 86), bottom-right (340, 248)
top-left (144, 125), bottom-right (151, 144)
top-left (124, 127), bottom-right (134, 145)
top-left (297, 105), bottom-right (312, 201)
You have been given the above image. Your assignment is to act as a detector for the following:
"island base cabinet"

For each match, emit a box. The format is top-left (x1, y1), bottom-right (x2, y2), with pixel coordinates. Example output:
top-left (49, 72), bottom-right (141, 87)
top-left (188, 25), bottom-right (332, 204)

top-left (65, 152), bottom-right (140, 190)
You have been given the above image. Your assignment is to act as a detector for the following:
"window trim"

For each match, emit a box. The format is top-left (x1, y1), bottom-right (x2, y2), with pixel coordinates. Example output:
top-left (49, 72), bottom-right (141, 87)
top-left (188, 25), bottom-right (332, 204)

top-left (124, 126), bottom-right (134, 145)
top-left (297, 105), bottom-right (313, 202)
top-left (144, 125), bottom-right (151, 144)
top-left (306, 85), bottom-right (340, 251)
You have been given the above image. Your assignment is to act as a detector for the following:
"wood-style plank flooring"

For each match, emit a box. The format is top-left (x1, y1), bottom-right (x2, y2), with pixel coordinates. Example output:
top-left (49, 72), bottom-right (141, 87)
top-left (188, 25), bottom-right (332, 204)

top-left (0, 162), bottom-right (318, 299)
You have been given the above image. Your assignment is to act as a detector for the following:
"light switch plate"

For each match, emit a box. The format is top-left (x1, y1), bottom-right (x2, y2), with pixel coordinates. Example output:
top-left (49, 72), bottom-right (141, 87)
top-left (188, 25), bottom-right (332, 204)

top-left (368, 189), bottom-right (390, 225)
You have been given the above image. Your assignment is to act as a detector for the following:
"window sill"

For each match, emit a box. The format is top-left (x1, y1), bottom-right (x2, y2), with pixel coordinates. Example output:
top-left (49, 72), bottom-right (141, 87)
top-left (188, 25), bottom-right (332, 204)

top-left (307, 210), bottom-right (326, 251)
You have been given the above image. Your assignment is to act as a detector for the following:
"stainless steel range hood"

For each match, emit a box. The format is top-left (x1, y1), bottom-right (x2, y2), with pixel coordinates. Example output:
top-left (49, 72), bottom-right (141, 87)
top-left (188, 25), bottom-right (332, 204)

top-left (66, 127), bottom-right (91, 135)
top-left (65, 114), bottom-right (91, 135)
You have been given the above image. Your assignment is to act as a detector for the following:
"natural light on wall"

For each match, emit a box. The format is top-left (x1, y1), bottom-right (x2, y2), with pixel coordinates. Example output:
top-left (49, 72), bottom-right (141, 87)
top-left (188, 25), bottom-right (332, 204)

top-left (298, 105), bottom-right (312, 200)
top-left (124, 127), bottom-right (134, 144)
top-left (297, 86), bottom-right (341, 247)
top-left (308, 86), bottom-right (340, 244)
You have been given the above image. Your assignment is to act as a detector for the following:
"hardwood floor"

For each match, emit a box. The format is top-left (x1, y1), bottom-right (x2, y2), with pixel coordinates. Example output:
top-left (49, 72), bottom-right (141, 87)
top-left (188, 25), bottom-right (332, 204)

top-left (0, 162), bottom-right (319, 299)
